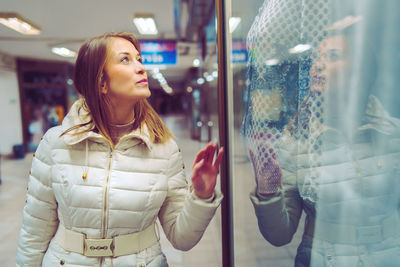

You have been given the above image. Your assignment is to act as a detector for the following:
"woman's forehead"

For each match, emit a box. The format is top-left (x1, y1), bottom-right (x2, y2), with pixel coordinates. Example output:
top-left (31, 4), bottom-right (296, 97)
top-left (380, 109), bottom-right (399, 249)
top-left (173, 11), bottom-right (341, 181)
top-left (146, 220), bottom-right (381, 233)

top-left (108, 37), bottom-right (138, 55)
top-left (319, 35), bottom-right (347, 51)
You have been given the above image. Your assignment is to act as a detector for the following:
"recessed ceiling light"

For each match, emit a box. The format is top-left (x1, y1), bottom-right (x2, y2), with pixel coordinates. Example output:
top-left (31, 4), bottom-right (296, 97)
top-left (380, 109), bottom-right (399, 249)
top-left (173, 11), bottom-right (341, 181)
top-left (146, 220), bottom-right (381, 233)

top-left (0, 12), bottom-right (40, 35)
top-left (197, 77), bottom-right (205, 85)
top-left (163, 85), bottom-right (173, 94)
top-left (51, 47), bottom-right (77, 58)
top-left (229, 17), bottom-right (241, 33)
top-left (266, 59), bottom-right (279, 66)
top-left (288, 44), bottom-right (312, 54)
top-left (133, 14), bottom-right (158, 35)
top-left (206, 75), bottom-right (214, 82)
top-left (193, 58), bottom-right (200, 67)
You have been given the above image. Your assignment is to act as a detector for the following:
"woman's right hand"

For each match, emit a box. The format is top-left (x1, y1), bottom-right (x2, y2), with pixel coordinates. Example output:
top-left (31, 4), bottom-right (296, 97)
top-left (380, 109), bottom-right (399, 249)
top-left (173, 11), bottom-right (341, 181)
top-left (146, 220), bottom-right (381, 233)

top-left (249, 144), bottom-right (282, 197)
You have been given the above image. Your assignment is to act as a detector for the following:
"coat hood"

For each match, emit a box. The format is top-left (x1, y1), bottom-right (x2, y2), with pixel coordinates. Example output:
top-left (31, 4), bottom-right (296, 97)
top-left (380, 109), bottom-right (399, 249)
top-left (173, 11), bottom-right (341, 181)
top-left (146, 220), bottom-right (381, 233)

top-left (358, 95), bottom-right (400, 136)
top-left (61, 98), bottom-right (153, 150)
top-left (306, 94), bottom-right (400, 144)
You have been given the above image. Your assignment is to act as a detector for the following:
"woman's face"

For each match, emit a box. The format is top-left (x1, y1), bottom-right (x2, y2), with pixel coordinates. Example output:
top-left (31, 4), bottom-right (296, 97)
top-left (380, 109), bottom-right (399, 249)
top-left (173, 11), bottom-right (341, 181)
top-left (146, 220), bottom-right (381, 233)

top-left (309, 35), bottom-right (348, 92)
top-left (102, 37), bottom-right (150, 104)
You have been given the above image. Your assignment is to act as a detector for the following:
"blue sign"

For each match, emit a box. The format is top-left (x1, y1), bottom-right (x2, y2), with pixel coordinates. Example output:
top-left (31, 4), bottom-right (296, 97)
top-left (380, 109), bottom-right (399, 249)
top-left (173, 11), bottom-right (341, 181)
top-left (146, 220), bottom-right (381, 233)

top-left (232, 40), bottom-right (247, 64)
top-left (139, 41), bottom-right (177, 65)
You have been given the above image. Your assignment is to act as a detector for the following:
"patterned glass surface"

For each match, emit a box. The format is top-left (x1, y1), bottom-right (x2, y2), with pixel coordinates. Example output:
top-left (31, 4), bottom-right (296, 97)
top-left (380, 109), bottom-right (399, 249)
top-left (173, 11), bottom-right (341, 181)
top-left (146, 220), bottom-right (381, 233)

top-left (230, 0), bottom-right (400, 266)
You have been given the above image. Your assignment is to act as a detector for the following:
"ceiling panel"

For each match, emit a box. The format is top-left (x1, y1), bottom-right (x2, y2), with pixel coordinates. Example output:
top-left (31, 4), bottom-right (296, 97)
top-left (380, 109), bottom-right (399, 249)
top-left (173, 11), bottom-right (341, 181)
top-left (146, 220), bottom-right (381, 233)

top-left (0, 0), bottom-right (201, 86)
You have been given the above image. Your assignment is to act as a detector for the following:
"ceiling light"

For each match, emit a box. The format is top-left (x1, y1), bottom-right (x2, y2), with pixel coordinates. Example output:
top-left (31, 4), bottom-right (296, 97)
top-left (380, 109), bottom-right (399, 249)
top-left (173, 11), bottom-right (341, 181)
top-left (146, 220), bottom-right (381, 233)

top-left (266, 59), bottom-right (279, 66)
top-left (212, 71), bottom-right (218, 78)
top-left (133, 14), bottom-right (158, 35)
top-left (51, 47), bottom-right (77, 58)
top-left (193, 58), bottom-right (200, 67)
top-left (229, 17), bottom-right (241, 33)
top-left (155, 73), bottom-right (163, 79)
top-left (163, 85), bottom-right (173, 94)
top-left (197, 78), bottom-right (205, 85)
top-left (289, 44), bottom-right (312, 54)
top-left (151, 70), bottom-right (173, 94)
top-left (0, 13), bottom-right (40, 35)
top-left (206, 75), bottom-right (214, 82)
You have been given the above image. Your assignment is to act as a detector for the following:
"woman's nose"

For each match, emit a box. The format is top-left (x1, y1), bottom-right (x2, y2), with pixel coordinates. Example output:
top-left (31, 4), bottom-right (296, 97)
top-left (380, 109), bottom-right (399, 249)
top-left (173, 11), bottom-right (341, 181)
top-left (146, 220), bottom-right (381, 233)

top-left (135, 61), bottom-right (145, 74)
top-left (313, 60), bottom-right (326, 73)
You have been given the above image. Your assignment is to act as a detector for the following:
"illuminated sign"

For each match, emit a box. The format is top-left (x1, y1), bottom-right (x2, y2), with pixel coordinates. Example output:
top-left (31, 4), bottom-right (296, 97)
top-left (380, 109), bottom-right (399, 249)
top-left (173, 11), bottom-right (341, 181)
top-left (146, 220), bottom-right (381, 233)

top-left (232, 40), bottom-right (247, 64)
top-left (139, 41), bottom-right (177, 65)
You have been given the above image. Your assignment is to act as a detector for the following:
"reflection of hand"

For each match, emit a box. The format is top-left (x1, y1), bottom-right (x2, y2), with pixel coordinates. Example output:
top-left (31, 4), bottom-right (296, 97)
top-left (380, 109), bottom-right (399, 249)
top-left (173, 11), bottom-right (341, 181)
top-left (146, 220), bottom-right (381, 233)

top-left (191, 143), bottom-right (224, 199)
top-left (249, 145), bottom-right (282, 197)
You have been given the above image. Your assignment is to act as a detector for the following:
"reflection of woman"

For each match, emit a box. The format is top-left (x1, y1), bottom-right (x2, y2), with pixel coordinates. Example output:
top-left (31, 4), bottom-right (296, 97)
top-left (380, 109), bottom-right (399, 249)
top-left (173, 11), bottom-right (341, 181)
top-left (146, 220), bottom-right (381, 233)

top-left (16, 32), bottom-right (223, 267)
top-left (250, 28), bottom-right (400, 267)
top-left (242, 0), bottom-right (328, 197)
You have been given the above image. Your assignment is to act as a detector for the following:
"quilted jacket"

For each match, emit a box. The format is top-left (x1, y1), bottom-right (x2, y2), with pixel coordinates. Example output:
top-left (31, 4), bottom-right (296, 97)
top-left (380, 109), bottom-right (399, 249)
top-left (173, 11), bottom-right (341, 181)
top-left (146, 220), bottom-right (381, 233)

top-left (251, 96), bottom-right (400, 267)
top-left (16, 99), bottom-right (223, 267)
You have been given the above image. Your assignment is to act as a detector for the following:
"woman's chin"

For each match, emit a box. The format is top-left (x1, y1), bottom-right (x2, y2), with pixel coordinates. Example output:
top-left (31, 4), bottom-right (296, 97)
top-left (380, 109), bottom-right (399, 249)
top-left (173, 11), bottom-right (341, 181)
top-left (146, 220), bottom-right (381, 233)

top-left (141, 89), bottom-right (151, 99)
top-left (110, 91), bottom-right (151, 105)
top-left (131, 88), bottom-right (151, 99)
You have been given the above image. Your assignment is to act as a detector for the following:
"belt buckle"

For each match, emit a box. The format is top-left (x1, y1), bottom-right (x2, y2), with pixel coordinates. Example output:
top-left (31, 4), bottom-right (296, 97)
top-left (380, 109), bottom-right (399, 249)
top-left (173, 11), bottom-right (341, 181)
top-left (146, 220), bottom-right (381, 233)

top-left (84, 238), bottom-right (114, 257)
top-left (355, 225), bottom-right (382, 244)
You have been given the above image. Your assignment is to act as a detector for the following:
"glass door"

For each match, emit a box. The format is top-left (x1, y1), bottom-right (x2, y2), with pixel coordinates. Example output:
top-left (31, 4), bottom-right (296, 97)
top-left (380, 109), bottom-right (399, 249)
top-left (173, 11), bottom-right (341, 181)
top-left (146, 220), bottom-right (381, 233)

top-left (217, 0), bottom-right (400, 266)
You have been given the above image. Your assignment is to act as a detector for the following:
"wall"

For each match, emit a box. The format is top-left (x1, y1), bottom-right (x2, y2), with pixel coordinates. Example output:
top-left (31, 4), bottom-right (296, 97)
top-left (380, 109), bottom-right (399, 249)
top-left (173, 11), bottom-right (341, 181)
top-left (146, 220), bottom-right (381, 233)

top-left (0, 52), bottom-right (23, 155)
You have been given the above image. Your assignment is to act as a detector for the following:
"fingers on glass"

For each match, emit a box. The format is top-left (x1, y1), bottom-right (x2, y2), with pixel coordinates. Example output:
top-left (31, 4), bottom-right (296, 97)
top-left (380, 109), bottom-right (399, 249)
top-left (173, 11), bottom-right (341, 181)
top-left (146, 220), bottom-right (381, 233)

top-left (207, 143), bottom-right (218, 164)
top-left (193, 159), bottom-right (205, 173)
top-left (195, 143), bottom-right (223, 168)
top-left (213, 147), bottom-right (224, 168)
top-left (193, 149), bottom-right (207, 168)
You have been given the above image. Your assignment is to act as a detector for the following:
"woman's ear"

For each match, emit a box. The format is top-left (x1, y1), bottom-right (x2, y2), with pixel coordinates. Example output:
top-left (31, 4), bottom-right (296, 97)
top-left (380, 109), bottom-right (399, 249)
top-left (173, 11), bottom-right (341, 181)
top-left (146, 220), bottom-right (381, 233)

top-left (101, 84), bottom-right (107, 94)
top-left (100, 74), bottom-right (107, 94)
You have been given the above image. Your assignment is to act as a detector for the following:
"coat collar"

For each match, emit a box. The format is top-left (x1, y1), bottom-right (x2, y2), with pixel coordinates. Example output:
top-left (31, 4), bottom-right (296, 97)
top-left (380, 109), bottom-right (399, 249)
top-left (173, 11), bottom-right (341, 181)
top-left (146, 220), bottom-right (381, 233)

top-left (61, 99), bottom-right (153, 150)
top-left (309, 95), bottom-right (400, 144)
top-left (358, 95), bottom-right (400, 137)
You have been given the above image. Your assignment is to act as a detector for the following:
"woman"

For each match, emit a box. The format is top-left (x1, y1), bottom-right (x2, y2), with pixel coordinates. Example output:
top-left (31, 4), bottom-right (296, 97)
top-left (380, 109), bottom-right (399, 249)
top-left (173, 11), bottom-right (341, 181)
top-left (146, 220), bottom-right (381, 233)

top-left (16, 32), bottom-right (224, 267)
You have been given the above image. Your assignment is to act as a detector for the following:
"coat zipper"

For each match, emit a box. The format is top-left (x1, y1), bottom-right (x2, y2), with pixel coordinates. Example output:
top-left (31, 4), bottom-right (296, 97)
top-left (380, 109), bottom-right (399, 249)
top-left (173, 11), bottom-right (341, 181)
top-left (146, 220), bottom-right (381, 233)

top-left (95, 136), bottom-right (139, 267)
top-left (103, 150), bottom-right (113, 238)
top-left (100, 146), bottom-right (113, 267)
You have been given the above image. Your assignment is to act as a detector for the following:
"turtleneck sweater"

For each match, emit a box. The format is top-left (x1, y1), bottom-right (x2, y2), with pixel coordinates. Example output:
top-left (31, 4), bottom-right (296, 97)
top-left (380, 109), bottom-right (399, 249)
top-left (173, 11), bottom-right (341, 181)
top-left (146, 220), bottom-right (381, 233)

top-left (109, 119), bottom-right (135, 145)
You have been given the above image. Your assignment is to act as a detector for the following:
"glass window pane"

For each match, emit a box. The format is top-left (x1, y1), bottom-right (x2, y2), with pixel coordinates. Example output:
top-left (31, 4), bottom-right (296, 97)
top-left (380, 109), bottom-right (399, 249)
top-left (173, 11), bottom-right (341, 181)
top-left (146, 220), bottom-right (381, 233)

top-left (227, 0), bottom-right (400, 266)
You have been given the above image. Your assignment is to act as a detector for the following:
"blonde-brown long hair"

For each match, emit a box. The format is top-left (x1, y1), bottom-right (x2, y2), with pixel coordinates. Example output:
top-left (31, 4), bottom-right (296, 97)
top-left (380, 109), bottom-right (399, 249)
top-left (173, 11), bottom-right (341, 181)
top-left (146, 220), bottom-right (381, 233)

top-left (62, 32), bottom-right (173, 144)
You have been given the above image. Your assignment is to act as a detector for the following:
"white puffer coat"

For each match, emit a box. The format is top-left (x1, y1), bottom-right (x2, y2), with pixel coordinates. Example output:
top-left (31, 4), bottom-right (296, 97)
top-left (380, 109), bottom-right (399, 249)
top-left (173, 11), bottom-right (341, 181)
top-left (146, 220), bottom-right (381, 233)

top-left (16, 99), bottom-right (223, 267)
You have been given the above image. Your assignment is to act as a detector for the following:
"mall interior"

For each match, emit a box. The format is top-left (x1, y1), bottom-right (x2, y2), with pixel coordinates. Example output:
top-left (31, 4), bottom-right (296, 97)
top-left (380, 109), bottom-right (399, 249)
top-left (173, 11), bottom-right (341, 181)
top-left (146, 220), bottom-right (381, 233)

top-left (1, 0), bottom-right (400, 266)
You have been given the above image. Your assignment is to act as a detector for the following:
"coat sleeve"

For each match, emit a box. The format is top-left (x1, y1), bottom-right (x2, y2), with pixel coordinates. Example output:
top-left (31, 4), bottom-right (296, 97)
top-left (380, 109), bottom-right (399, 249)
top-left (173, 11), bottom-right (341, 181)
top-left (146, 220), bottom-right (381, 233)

top-left (158, 141), bottom-right (223, 251)
top-left (16, 130), bottom-right (59, 266)
top-left (249, 138), bottom-right (303, 247)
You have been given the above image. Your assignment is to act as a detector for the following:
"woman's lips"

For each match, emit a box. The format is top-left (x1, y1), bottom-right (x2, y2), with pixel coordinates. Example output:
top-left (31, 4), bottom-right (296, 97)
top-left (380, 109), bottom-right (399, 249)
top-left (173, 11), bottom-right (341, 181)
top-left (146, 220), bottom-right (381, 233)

top-left (137, 78), bottom-right (148, 84)
top-left (311, 75), bottom-right (326, 86)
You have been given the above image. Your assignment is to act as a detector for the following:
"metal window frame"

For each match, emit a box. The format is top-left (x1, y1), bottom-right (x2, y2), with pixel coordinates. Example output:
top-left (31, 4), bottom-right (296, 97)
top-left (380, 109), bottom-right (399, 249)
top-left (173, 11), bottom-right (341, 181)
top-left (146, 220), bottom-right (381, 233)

top-left (216, 0), bottom-right (235, 266)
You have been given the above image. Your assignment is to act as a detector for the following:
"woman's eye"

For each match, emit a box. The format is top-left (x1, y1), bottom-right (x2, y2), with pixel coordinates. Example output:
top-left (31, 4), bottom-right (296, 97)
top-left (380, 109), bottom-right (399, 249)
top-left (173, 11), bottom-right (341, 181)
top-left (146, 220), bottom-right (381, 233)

top-left (137, 57), bottom-right (142, 63)
top-left (327, 49), bottom-right (343, 62)
top-left (121, 57), bottom-right (129, 63)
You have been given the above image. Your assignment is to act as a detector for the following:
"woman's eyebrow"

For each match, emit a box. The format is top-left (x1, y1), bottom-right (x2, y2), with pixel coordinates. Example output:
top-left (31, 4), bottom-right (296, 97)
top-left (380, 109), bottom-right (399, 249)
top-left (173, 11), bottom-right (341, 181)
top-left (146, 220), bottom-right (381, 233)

top-left (118, 51), bottom-right (140, 57)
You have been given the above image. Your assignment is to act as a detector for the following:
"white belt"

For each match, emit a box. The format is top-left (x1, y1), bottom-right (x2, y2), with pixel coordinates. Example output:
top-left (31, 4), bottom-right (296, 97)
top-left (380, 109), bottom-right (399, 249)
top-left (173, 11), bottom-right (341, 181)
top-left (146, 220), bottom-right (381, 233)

top-left (54, 223), bottom-right (159, 257)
